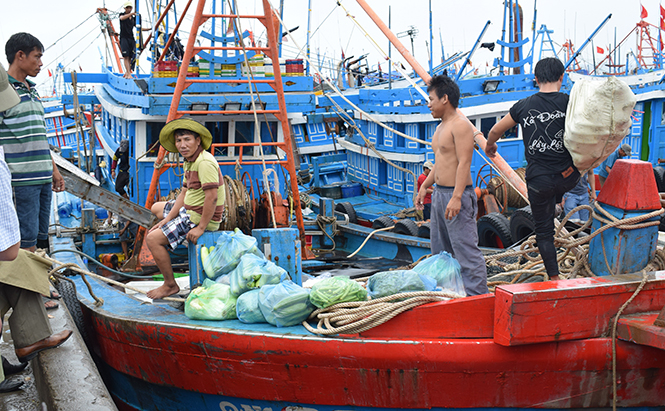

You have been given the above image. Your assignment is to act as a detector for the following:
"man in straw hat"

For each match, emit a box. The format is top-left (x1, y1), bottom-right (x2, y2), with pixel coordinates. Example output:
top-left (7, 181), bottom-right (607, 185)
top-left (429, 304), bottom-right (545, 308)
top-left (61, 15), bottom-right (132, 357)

top-left (146, 118), bottom-right (226, 299)
top-left (0, 62), bottom-right (73, 392)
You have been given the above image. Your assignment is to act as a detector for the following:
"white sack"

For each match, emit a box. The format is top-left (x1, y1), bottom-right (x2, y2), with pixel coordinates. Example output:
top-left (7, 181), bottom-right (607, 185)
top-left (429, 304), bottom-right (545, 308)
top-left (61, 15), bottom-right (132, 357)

top-left (564, 76), bottom-right (637, 173)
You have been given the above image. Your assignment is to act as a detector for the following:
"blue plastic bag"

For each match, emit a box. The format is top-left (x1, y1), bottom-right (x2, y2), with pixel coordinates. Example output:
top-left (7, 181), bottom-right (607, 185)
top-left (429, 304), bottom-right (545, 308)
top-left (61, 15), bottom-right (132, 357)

top-left (236, 289), bottom-right (266, 324)
top-left (184, 279), bottom-right (238, 320)
top-left (228, 253), bottom-right (289, 296)
top-left (411, 252), bottom-right (466, 296)
top-left (203, 228), bottom-right (263, 279)
top-left (366, 270), bottom-right (437, 299)
top-left (258, 281), bottom-right (314, 327)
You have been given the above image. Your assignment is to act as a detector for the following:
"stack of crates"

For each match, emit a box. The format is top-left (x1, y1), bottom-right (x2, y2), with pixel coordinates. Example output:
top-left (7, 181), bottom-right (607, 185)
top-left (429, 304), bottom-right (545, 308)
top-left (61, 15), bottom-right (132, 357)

top-left (241, 54), bottom-right (264, 77)
top-left (152, 60), bottom-right (178, 77)
top-left (186, 61), bottom-right (199, 77)
top-left (221, 64), bottom-right (236, 77)
top-left (285, 59), bottom-right (304, 76)
top-left (265, 58), bottom-right (286, 77)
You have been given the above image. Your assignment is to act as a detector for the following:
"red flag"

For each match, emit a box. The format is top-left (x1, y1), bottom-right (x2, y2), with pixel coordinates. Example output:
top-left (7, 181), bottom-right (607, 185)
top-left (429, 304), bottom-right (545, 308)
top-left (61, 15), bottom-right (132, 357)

top-left (661, 5), bottom-right (665, 29)
top-left (641, 4), bottom-right (648, 19)
top-left (596, 46), bottom-right (605, 54)
top-left (226, 19), bottom-right (234, 35)
top-left (47, 69), bottom-right (52, 77)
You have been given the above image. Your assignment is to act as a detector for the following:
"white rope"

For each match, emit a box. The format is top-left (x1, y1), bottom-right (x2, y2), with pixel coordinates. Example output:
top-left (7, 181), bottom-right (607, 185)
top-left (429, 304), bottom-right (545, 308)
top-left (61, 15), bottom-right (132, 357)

top-left (230, 0), bottom-right (277, 229)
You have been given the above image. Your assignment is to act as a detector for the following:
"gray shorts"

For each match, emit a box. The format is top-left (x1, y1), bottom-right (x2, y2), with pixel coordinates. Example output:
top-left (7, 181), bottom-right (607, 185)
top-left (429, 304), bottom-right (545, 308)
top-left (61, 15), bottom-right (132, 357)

top-left (430, 185), bottom-right (488, 296)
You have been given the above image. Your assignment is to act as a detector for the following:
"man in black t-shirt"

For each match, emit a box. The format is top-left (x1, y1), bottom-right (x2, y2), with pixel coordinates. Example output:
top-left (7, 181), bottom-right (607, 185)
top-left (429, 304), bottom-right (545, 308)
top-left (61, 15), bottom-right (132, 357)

top-left (485, 58), bottom-right (580, 281)
top-left (119, 2), bottom-right (136, 78)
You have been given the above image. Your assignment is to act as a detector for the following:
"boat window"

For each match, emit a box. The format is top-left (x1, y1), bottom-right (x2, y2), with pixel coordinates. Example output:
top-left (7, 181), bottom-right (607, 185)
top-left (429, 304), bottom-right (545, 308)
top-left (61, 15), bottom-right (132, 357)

top-left (480, 117), bottom-right (497, 136)
top-left (235, 122), bottom-right (254, 156)
top-left (146, 121), bottom-right (166, 157)
top-left (661, 102), bottom-right (665, 125)
top-left (206, 121), bottom-right (229, 157)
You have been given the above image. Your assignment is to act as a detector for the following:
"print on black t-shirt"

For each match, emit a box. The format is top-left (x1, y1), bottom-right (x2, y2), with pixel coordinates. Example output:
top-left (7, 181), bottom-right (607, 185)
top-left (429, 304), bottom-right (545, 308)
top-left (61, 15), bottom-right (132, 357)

top-left (509, 92), bottom-right (574, 180)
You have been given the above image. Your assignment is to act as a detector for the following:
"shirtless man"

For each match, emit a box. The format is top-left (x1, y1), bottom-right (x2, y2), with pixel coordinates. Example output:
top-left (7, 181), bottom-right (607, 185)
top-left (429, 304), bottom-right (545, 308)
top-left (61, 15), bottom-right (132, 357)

top-left (415, 75), bottom-right (488, 296)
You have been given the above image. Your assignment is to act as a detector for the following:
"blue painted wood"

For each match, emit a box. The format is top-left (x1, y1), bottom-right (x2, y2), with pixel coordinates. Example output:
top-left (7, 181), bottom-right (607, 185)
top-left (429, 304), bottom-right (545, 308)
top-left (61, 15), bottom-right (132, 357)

top-left (252, 228), bottom-right (302, 285)
top-left (62, 72), bottom-right (109, 83)
top-left (81, 208), bottom-right (96, 260)
top-left (188, 231), bottom-right (226, 289)
top-left (147, 76), bottom-right (313, 94)
top-left (589, 203), bottom-right (659, 276)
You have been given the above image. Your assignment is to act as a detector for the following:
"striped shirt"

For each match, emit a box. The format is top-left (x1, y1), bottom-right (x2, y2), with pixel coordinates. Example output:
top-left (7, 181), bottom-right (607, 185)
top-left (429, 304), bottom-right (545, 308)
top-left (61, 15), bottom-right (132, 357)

top-left (183, 149), bottom-right (225, 230)
top-left (0, 76), bottom-right (52, 186)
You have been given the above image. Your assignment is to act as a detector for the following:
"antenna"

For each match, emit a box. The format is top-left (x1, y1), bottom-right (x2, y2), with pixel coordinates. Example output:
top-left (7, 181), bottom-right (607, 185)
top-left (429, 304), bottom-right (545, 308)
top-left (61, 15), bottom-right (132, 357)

top-left (397, 26), bottom-right (419, 56)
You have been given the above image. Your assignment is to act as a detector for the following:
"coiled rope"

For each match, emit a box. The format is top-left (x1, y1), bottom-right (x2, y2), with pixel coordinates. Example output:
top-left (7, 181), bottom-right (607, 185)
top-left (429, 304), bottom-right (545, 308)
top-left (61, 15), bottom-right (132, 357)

top-left (485, 202), bottom-right (664, 291)
top-left (303, 290), bottom-right (463, 335)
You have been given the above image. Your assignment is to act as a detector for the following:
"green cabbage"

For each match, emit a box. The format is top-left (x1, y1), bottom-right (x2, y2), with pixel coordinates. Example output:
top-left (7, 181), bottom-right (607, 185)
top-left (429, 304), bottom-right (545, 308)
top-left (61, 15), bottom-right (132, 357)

top-left (309, 276), bottom-right (367, 308)
top-left (258, 281), bottom-right (314, 327)
top-left (185, 279), bottom-right (238, 320)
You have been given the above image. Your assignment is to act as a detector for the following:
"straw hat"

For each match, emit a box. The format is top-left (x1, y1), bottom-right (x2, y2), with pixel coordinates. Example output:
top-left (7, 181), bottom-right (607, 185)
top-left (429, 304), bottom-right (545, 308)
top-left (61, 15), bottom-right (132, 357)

top-left (123, 2), bottom-right (133, 9)
top-left (159, 118), bottom-right (212, 153)
top-left (423, 160), bottom-right (434, 170)
top-left (0, 63), bottom-right (20, 112)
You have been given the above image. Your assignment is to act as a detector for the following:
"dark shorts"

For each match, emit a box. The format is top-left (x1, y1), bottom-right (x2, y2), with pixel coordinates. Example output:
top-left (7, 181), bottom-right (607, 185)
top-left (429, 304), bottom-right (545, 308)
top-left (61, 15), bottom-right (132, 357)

top-left (120, 37), bottom-right (135, 58)
top-left (120, 222), bottom-right (138, 242)
top-left (115, 171), bottom-right (130, 196)
top-left (160, 200), bottom-right (195, 250)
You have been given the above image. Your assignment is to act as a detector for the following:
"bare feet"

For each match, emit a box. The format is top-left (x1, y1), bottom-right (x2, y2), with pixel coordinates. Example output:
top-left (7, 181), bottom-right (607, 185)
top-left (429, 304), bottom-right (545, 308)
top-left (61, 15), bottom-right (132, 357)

top-left (146, 283), bottom-right (180, 300)
top-left (549, 275), bottom-right (560, 281)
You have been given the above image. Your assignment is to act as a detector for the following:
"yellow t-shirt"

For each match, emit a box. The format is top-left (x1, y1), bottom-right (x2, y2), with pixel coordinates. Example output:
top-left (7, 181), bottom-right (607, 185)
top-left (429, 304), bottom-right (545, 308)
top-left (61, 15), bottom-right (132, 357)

top-left (183, 150), bottom-right (225, 230)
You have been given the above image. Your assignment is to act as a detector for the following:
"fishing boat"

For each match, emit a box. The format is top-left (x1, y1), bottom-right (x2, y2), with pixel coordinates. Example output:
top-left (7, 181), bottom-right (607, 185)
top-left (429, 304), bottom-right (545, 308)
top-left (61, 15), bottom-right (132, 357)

top-left (43, 1), bottom-right (665, 410)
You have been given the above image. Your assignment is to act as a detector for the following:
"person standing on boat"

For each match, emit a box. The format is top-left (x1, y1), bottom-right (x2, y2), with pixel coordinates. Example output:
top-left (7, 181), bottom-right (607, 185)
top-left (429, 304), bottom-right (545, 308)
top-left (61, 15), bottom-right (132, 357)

top-left (111, 139), bottom-right (130, 199)
top-left (485, 57), bottom-right (580, 281)
top-left (0, 64), bottom-right (72, 392)
top-left (119, 2), bottom-right (139, 79)
top-left (146, 118), bottom-right (225, 299)
top-left (1, 33), bottom-right (66, 255)
top-left (416, 161), bottom-right (434, 221)
top-left (597, 143), bottom-right (631, 187)
top-left (415, 75), bottom-right (488, 296)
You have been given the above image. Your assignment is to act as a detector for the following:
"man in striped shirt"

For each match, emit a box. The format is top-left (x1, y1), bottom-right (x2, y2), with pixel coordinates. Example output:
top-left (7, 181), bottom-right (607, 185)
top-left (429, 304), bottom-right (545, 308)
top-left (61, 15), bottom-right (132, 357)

top-left (1, 33), bottom-right (65, 252)
top-left (147, 118), bottom-right (225, 299)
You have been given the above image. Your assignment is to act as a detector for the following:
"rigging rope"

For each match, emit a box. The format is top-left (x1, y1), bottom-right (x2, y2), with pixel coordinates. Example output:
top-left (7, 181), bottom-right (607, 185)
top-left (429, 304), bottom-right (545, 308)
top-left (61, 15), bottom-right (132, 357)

top-left (229, 0), bottom-right (278, 229)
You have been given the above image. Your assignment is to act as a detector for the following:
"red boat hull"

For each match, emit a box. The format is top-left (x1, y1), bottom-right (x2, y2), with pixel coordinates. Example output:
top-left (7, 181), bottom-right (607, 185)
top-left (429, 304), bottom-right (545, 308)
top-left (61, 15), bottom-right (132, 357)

top-left (82, 299), bottom-right (665, 408)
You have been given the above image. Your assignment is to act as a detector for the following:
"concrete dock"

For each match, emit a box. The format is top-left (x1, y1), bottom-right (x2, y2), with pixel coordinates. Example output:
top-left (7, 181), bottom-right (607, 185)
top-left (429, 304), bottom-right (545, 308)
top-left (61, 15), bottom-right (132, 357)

top-left (0, 291), bottom-right (116, 410)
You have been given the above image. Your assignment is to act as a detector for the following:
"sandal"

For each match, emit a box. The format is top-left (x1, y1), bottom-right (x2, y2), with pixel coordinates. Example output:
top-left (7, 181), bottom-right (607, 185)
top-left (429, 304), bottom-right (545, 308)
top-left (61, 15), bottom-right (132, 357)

top-left (49, 290), bottom-right (61, 300)
top-left (42, 297), bottom-right (59, 310)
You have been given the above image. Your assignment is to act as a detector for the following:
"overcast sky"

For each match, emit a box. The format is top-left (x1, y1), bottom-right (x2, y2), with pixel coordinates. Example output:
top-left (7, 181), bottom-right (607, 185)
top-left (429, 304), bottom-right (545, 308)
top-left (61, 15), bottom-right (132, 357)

top-left (0, 0), bottom-right (661, 95)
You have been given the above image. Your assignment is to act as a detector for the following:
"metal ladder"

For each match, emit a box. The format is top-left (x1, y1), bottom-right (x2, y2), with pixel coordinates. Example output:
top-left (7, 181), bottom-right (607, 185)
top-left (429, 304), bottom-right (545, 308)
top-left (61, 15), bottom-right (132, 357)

top-left (133, 0), bottom-right (305, 263)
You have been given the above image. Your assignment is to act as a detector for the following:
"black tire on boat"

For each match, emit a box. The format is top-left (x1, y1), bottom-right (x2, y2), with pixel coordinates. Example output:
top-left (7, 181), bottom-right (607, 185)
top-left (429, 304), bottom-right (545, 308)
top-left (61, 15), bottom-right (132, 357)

top-left (654, 166), bottom-right (665, 192)
top-left (477, 212), bottom-right (513, 248)
top-left (335, 201), bottom-right (358, 224)
top-left (659, 214), bottom-right (665, 232)
top-left (55, 277), bottom-right (88, 343)
top-left (372, 215), bottom-right (394, 230)
top-left (510, 206), bottom-right (536, 243)
top-left (417, 222), bottom-right (430, 239)
top-left (392, 219), bottom-right (419, 236)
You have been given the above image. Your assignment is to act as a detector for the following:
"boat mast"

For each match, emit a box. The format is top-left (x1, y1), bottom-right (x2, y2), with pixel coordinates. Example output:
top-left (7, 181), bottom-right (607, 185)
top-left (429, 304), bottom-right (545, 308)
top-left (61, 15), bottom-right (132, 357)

top-left (428, 0), bottom-right (433, 75)
top-left (353, 0), bottom-right (528, 199)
